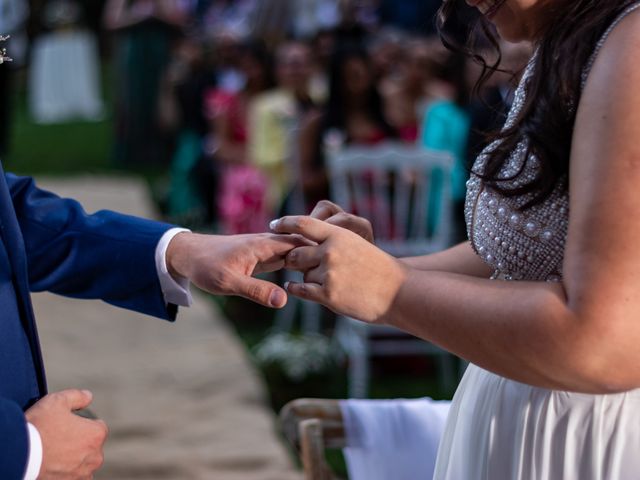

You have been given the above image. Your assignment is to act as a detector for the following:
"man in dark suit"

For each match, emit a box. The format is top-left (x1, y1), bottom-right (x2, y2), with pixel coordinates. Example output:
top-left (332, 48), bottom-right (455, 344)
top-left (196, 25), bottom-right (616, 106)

top-left (0, 169), bottom-right (301, 479)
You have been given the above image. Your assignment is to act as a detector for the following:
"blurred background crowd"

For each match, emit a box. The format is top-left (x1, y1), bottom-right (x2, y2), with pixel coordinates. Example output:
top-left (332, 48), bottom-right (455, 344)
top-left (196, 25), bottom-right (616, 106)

top-left (0, 0), bottom-right (531, 238)
top-left (0, 1), bottom-right (535, 475)
top-left (0, 3), bottom-right (534, 474)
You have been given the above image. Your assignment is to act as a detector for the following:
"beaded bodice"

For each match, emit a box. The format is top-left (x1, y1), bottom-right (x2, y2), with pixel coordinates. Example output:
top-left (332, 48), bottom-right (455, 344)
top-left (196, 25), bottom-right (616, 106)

top-left (464, 59), bottom-right (568, 282)
top-left (465, 2), bottom-right (640, 282)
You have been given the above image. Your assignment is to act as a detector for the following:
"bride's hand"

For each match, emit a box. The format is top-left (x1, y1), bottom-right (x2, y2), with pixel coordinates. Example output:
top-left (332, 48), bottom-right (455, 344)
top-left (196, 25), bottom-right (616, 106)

top-left (271, 215), bottom-right (406, 323)
top-left (309, 200), bottom-right (374, 244)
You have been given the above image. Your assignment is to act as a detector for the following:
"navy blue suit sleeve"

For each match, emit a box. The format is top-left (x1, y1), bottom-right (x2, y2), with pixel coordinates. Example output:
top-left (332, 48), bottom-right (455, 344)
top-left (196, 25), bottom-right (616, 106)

top-left (6, 174), bottom-right (177, 321)
top-left (0, 397), bottom-right (29, 479)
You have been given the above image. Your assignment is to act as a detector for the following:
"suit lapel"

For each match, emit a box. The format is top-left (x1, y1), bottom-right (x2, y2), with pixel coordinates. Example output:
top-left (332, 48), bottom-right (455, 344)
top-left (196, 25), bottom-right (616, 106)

top-left (0, 163), bottom-right (47, 396)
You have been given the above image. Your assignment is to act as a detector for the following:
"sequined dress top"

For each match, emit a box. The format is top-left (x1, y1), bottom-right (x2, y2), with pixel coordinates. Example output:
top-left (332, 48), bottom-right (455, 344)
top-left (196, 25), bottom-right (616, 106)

top-left (464, 56), bottom-right (569, 282)
top-left (436, 5), bottom-right (640, 480)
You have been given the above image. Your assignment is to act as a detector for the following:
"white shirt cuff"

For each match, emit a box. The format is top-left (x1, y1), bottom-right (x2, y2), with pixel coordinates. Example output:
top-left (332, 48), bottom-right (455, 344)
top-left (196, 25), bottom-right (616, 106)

top-left (155, 228), bottom-right (193, 307)
top-left (23, 423), bottom-right (42, 480)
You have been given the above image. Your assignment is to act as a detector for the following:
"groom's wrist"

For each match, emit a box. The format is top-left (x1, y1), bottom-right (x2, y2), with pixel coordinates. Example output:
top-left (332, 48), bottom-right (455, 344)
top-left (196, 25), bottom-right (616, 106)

top-left (165, 231), bottom-right (195, 280)
top-left (156, 228), bottom-right (193, 308)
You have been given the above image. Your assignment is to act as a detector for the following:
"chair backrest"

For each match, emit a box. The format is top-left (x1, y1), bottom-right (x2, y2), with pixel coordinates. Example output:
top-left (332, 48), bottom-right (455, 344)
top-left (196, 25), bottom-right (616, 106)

top-left (280, 399), bottom-right (345, 480)
top-left (326, 142), bottom-right (455, 257)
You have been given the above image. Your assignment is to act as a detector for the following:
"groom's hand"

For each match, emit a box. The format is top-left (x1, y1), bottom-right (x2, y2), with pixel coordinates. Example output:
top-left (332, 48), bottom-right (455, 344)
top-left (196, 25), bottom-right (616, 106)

top-left (25, 389), bottom-right (108, 479)
top-left (166, 232), bottom-right (306, 308)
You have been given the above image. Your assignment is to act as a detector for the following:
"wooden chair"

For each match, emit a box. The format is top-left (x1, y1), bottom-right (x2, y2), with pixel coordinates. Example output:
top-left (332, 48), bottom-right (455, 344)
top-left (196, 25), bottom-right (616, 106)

top-left (280, 398), bottom-right (345, 480)
top-left (280, 396), bottom-right (452, 480)
top-left (326, 142), bottom-right (459, 397)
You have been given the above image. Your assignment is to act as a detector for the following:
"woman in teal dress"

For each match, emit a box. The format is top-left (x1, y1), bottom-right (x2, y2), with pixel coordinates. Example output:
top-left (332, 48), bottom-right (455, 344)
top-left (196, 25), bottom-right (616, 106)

top-left (420, 49), bottom-right (470, 240)
top-left (104, 0), bottom-right (186, 166)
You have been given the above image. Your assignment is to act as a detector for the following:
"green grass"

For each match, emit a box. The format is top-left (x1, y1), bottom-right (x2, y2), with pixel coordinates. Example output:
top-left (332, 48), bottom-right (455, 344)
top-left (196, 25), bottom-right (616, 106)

top-left (3, 70), bottom-right (115, 175)
top-left (4, 106), bottom-right (113, 175)
top-left (3, 70), bottom-right (170, 209)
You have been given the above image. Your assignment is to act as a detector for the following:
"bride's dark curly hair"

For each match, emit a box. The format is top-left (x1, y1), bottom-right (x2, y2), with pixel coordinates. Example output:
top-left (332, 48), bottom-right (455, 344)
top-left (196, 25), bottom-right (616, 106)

top-left (438, 0), bottom-right (637, 208)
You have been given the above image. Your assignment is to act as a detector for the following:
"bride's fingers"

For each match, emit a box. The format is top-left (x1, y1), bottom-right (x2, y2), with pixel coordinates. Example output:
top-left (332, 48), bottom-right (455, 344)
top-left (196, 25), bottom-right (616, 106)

top-left (325, 212), bottom-right (374, 243)
top-left (285, 281), bottom-right (325, 304)
top-left (270, 216), bottom-right (335, 243)
top-left (254, 259), bottom-right (285, 274)
top-left (285, 246), bottom-right (323, 271)
top-left (310, 200), bottom-right (344, 221)
top-left (303, 265), bottom-right (324, 285)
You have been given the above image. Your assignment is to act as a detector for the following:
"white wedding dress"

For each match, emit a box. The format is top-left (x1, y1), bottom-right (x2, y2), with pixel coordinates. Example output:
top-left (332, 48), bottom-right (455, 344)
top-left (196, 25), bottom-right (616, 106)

top-left (434, 4), bottom-right (640, 479)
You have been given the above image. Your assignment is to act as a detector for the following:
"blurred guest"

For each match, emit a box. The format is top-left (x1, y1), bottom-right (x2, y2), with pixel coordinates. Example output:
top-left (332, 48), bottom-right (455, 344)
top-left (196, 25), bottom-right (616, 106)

top-left (307, 28), bottom-right (336, 104)
top-left (199, 0), bottom-right (256, 39)
top-left (250, 0), bottom-right (291, 50)
top-left (292, 0), bottom-right (341, 39)
top-left (103, 0), bottom-right (186, 166)
top-left (377, 0), bottom-right (440, 34)
top-left (206, 42), bottom-right (274, 234)
top-left (419, 48), bottom-right (471, 241)
top-left (159, 36), bottom-right (217, 225)
top-left (30, 0), bottom-right (104, 123)
top-left (367, 27), bottom-right (405, 88)
top-left (0, 0), bottom-right (29, 155)
top-left (339, 0), bottom-right (380, 31)
top-left (298, 44), bottom-right (397, 207)
top-left (208, 30), bottom-right (245, 94)
top-left (382, 38), bottom-right (433, 143)
top-left (465, 41), bottom-right (532, 165)
top-left (249, 41), bottom-right (316, 215)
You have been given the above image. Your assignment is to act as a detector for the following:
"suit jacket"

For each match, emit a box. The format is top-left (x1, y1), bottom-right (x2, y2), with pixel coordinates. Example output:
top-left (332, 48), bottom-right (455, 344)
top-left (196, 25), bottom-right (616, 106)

top-left (0, 165), bottom-right (175, 478)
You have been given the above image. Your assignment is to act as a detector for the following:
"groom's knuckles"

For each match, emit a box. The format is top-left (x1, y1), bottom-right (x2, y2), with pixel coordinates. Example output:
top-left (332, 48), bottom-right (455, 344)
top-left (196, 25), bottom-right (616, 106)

top-left (94, 419), bottom-right (109, 442)
top-left (88, 451), bottom-right (105, 470)
top-left (59, 389), bottom-right (93, 410)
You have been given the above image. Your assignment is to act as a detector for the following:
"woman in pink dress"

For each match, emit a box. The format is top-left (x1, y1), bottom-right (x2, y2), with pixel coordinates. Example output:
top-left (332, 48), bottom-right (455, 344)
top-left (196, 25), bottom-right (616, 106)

top-left (207, 43), bottom-right (274, 234)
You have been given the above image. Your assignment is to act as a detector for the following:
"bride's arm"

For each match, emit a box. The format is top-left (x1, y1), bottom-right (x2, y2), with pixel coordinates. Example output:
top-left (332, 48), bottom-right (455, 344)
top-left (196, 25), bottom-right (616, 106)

top-left (275, 14), bottom-right (640, 394)
top-left (308, 200), bottom-right (492, 278)
top-left (399, 243), bottom-right (493, 278)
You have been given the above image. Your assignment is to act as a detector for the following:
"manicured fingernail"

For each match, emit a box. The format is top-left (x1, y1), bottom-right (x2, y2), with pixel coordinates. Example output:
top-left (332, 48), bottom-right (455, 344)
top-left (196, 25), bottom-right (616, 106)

top-left (270, 289), bottom-right (286, 307)
top-left (269, 219), bottom-right (280, 231)
top-left (284, 281), bottom-right (290, 291)
top-left (82, 390), bottom-right (93, 398)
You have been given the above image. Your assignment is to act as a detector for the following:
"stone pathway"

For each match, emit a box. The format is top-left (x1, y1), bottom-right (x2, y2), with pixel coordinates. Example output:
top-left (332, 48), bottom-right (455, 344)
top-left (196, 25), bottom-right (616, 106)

top-left (31, 176), bottom-right (302, 480)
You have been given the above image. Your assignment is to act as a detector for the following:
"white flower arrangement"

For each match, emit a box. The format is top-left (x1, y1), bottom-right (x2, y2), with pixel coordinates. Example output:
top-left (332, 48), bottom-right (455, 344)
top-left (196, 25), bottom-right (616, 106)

top-left (0, 36), bottom-right (12, 65)
top-left (253, 332), bottom-right (341, 382)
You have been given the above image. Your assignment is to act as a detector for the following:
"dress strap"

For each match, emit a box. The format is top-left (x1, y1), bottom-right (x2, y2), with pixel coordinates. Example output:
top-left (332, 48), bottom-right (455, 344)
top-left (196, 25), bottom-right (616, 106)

top-left (581, 2), bottom-right (640, 89)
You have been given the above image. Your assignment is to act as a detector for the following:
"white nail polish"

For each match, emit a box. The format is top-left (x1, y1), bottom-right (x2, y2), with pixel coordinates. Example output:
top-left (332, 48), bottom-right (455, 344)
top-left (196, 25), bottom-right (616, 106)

top-left (269, 219), bottom-right (279, 230)
top-left (284, 281), bottom-right (290, 291)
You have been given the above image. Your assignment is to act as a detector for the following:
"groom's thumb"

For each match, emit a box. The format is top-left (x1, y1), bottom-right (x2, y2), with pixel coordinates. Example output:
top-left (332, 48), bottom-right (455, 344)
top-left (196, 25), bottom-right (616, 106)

top-left (60, 389), bottom-right (94, 411)
top-left (232, 275), bottom-right (288, 308)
